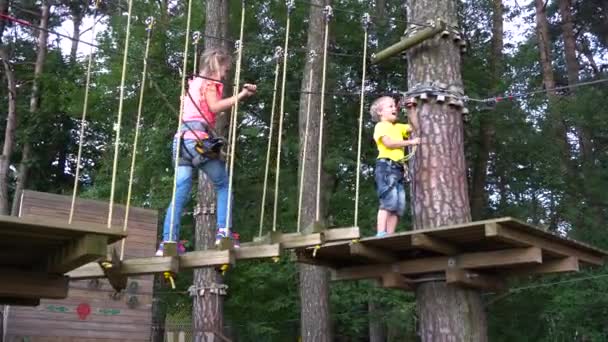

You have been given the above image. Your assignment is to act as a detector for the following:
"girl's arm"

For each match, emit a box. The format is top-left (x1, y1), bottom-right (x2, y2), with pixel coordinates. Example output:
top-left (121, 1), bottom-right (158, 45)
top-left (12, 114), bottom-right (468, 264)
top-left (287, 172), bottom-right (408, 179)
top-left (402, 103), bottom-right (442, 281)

top-left (204, 83), bottom-right (256, 113)
top-left (380, 136), bottom-right (420, 149)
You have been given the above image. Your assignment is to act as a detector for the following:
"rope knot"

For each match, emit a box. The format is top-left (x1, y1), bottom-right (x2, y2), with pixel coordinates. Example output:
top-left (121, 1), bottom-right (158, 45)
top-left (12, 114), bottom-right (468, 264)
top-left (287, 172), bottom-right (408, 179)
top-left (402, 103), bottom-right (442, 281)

top-left (361, 13), bottom-right (371, 29)
top-left (323, 5), bottom-right (333, 21)
top-left (192, 31), bottom-right (201, 44)
top-left (286, 0), bottom-right (295, 14)
top-left (274, 46), bottom-right (284, 60)
top-left (234, 40), bottom-right (242, 53)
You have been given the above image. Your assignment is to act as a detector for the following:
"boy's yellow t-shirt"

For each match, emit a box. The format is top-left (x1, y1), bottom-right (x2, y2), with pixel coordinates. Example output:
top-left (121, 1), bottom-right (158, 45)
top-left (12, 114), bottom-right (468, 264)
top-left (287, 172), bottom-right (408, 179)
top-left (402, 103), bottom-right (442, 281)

top-left (373, 121), bottom-right (411, 162)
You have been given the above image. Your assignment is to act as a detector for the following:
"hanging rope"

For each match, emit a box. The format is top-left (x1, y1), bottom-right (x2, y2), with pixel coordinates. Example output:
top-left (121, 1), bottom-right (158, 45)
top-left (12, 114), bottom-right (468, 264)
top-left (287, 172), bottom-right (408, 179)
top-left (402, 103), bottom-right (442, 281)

top-left (354, 13), bottom-right (370, 228)
top-left (168, 0), bottom-right (195, 242)
top-left (297, 50), bottom-right (316, 232)
top-left (272, 0), bottom-right (295, 232)
top-left (119, 17), bottom-right (154, 260)
top-left (258, 47), bottom-right (283, 237)
top-left (69, 0), bottom-right (100, 225)
top-left (315, 5), bottom-right (332, 221)
top-left (225, 0), bottom-right (247, 232)
top-left (192, 31), bottom-right (201, 74)
top-left (107, 0), bottom-right (134, 228)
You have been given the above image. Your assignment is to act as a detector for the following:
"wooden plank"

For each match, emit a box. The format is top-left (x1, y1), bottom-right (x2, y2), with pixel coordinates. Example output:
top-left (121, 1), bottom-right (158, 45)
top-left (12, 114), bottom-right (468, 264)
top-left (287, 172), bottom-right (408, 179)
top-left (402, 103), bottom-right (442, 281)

top-left (505, 256), bottom-right (580, 277)
top-left (0, 297), bottom-right (40, 306)
top-left (0, 271), bottom-right (69, 299)
top-left (349, 243), bottom-right (398, 263)
top-left (180, 250), bottom-right (234, 269)
top-left (68, 257), bottom-right (180, 279)
top-left (378, 273), bottom-right (412, 290)
top-left (334, 247), bottom-right (542, 281)
top-left (411, 233), bottom-right (459, 255)
top-left (485, 223), bottom-right (604, 265)
top-left (48, 234), bottom-right (108, 274)
top-left (234, 244), bottom-right (281, 260)
top-left (324, 227), bottom-right (360, 241)
top-left (445, 268), bottom-right (504, 291)
top-left (280, 232), bottom-right (324, 249)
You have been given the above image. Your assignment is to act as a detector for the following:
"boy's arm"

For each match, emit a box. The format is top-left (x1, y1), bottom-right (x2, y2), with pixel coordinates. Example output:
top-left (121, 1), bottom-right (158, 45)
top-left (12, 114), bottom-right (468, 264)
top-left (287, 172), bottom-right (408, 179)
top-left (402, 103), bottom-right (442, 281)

top-left (380, 136), bottom-right (420, 149)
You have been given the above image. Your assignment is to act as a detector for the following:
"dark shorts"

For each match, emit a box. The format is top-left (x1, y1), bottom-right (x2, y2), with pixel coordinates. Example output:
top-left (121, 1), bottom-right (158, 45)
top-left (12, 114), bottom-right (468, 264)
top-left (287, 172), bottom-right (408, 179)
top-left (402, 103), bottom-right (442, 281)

top-left (375, 159), bottom-right (406, 216)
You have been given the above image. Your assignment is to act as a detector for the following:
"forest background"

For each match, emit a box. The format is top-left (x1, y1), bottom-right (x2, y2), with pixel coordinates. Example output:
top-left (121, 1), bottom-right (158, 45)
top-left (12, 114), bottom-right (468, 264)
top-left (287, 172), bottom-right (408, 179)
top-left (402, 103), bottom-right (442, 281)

top-left (0, 0), bottom-right (607, 340)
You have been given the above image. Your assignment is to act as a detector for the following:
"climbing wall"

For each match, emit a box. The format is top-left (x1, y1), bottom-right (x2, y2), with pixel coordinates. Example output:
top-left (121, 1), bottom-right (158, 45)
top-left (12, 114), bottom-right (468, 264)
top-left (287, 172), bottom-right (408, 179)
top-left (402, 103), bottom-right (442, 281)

top-left (6, 191), bottom-right (157, 341)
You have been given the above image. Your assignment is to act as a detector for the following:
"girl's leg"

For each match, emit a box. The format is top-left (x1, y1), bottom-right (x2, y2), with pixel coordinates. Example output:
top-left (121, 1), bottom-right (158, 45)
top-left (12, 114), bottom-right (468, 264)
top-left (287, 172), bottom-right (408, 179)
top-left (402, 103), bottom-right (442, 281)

top-left (161, 165), bottom-right (194, 242)
top-left (200, 159), bottom-right (230, 232)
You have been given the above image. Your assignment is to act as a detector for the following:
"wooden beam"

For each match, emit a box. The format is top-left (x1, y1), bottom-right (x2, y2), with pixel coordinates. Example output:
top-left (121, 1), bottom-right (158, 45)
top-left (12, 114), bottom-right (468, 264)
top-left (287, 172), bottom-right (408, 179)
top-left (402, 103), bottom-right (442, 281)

top-left (48, 234), bottom-right (108, 273)
top-left (68, 256), bottom-right (180, 279)
top-left (411, 233), bottom-right (459, 255)
top-left (445, 268), bottom-right (505, 291)
top-left (0, 297), bottom-right (40, 306)
top-left (334, 247), bottom-right (542, 281)
top-left (292, 250), bottom-right (336, 267)
top-left (180, 250), bottom-right (234, 269)
top-left (349, 243), bottom-right (398, 263)
top-left (234, 244), bottom-right (281, 260)
top-left (378, 273), bottom-right (412, 290)
top-left (505, 256), bottom-right (579, 277)
top-left (485, 223), bottom-right (604, 265)
top-left (280, 232), bottom-right (324, 249)
top-left (0, 271), bottom-right (69, 299)
top-left (324, 227), bottom-right (360, 241)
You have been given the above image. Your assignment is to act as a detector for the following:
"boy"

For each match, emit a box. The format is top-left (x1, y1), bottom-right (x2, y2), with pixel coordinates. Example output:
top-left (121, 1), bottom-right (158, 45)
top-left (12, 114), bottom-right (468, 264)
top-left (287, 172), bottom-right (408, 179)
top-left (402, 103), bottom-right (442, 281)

top-left (371, 96), bottom-right (420, 237)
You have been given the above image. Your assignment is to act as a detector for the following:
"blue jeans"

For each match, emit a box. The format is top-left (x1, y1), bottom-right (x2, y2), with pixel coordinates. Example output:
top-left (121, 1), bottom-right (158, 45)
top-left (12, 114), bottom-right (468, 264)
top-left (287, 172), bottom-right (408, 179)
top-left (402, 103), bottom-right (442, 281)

top-left (162, 139), bottom-right (230, 242)
top-left (375, 159), bottom-right (406, 216)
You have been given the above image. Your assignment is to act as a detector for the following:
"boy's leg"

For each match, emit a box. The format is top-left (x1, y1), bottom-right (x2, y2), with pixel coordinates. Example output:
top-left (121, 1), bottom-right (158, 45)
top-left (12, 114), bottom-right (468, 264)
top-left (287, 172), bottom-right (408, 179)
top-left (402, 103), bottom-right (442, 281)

top-left (377, 209), bottom-right (390, 235)
top-left (161, 165), bottom-right (193, 242)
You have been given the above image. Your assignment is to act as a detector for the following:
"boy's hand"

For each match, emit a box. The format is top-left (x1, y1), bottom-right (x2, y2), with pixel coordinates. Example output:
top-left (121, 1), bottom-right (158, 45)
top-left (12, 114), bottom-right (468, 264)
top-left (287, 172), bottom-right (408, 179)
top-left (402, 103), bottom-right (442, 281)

top-left (409, 137), bottom-right (421, 145)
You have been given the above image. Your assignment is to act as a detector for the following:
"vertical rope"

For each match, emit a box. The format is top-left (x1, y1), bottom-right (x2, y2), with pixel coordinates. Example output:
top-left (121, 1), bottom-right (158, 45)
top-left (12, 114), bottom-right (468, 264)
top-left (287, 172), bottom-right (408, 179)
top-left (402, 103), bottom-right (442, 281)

top-left (224, 0), bottom-right (247, 233)
top-left (297, 50), bottom-right (316, 232)
top-left (107, 0), bottom-right (134, 228)
top-left (354, 13), bottom-right (370, 228)
top-left (120, 17), bottom-right (154, 261)
top-left (272, 0), bottom-right (295, 232)
top-left (258, 47), bottom-right (283, 237)
top-left (168, 0), bottom-right (194, 241)
top-left (315, 5), bottom-right (332, 221)
top-left (69, 1), bottom-right (100, 224)
top-left (192, 31), bottom-right (201, 74)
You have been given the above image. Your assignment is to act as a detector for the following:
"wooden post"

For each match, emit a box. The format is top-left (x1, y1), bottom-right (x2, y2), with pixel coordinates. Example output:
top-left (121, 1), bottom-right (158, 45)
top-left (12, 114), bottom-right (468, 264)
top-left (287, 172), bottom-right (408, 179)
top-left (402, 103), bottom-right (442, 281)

top-left (406, 0), bottom-right (488, 340)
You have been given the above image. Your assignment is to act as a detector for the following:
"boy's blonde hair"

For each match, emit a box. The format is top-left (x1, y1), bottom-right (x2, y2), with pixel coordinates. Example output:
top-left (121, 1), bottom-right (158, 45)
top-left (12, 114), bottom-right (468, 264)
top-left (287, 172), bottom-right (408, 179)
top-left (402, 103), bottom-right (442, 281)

top-left (370, 96), bottom-right (394, 122)
top-left (199, 49), bottom-right (232, 76)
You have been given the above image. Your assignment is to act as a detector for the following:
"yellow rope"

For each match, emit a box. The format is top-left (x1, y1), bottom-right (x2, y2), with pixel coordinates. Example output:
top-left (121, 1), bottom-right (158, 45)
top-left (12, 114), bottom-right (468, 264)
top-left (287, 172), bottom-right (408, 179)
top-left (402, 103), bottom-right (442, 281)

top-left (107, 0), bottom-right (133, 229)
top-left (354, 14), bottom-right (370, 228)
top-left (258, 47), bottom-right (282, 237)
top-left (119, 17), bottom-right (154, 261)
top-left (272, 1), bottom-right (294, 232)
top-left (225, 0), bottom-right (246, 233)
top-left (315, 6), bottom-right (332, 221)
top-left (168, 0), bottom-right (194, 241)
top-left (297, 51), bottom-right (316, 233)
top-left (69, 2), bottom-right (99, 225)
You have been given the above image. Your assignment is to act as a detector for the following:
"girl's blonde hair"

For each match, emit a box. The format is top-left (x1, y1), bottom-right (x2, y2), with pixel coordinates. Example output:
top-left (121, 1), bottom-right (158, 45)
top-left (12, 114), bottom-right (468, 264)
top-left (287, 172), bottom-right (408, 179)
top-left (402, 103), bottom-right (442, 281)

top-left (370, 96), bottom-right (394, 122)
top-left (199, 48), bottom-right (232, 76)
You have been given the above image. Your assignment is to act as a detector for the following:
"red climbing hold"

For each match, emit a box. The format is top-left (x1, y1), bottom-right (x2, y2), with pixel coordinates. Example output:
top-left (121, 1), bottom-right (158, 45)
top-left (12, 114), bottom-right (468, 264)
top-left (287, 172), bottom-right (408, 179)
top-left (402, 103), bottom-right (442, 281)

top-left (76, 303), bottom-right (91, 320)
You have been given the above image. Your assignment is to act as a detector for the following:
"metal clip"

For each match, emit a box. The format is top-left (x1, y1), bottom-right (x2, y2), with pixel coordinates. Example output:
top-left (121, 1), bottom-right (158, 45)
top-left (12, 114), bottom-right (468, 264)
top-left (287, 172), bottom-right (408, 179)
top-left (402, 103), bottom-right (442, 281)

top-left (192, 31), bottom-right (201, 44)
top-left (308, 49), bottom-right (317, 62)
top-left (286, 0), bottom-right (295, 15)
top-left (234, 40), bottom-right (242, 52)
top-left (274, 46), bottom-right (284, 60)
top-left (323, 5), bottom-right (333, 21)
top-left (361, 13), bottom-right (371, 29)
top-left (145, 17), bottom-right (155, 32)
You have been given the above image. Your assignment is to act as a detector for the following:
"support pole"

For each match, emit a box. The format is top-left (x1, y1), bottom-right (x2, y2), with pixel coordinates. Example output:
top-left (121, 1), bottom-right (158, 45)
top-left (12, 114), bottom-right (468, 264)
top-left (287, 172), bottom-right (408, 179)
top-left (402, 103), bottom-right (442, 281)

top-left (371, 20), bottom-right (446, 64)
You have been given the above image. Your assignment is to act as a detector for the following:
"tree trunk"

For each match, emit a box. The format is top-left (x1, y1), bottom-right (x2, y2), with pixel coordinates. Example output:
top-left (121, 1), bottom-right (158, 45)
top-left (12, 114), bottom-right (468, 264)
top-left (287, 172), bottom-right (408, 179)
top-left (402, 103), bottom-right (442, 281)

top-left (407, 0), bottom-right (487, 340)
top-left (192, 1), bottom-right (230, 341)
top-left (11, 1), bottom-right (50, 216)
top-left (0, 0), bottom-right (16, 216)
top-left (368, 300), bottom-right (386, 342)
top-left (70, 4), bottom-right (83, 63)
top-left (470, 0), bottom-right (502, 220)
top-left (298, 1), bottom-right (332, 341)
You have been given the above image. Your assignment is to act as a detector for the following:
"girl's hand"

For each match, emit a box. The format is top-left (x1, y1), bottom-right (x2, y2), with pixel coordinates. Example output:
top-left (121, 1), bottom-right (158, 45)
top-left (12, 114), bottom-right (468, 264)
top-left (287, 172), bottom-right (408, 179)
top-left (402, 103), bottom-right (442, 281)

top-left (239, 83), bottom-right (257, 98)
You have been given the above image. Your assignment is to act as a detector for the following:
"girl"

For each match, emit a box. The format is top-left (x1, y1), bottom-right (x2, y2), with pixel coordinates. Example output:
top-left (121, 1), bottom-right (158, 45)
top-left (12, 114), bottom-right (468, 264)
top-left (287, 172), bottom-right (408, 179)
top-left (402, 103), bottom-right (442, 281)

top-left (157, 49), bottom-right (257, 256)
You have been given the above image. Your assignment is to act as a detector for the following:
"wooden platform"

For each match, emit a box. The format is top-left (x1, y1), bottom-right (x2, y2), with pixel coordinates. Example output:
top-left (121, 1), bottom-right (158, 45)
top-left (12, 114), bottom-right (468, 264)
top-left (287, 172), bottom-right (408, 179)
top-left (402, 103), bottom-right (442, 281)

top-left (295, 218), bottom-right (607, 291)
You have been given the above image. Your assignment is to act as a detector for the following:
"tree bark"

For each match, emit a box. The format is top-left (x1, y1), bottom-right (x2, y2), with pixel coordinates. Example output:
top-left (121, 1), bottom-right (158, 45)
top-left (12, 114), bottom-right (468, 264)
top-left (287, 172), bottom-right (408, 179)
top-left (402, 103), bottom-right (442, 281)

top-left (192, 1), bottom-right (230, 341)
top-left (470, 0), bottom-right (502, 220)
top-left (298, 1), bottom-right (332, 341)
top-left (407, 0), bottom-right (487, 340)
top-left (11, 2), bottom-right (49, 216)
top-left (69, 3), bottom-right (83, 63)
top-left (0, 0), bottom-right (16, 216)
top-left (368, 300), bottom-right (386, 342)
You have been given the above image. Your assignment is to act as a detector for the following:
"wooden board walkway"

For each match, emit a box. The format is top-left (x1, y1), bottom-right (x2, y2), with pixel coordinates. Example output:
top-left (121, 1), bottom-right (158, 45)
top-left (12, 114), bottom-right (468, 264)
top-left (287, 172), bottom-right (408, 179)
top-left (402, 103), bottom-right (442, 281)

top-left (295, 217), bottom-right (607, 291)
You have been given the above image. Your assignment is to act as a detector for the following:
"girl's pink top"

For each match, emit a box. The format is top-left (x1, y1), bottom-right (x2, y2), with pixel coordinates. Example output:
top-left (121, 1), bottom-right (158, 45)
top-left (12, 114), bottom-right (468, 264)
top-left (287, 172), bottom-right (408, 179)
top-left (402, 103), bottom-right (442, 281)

top-left (177, 77), bottom-right (223, 140)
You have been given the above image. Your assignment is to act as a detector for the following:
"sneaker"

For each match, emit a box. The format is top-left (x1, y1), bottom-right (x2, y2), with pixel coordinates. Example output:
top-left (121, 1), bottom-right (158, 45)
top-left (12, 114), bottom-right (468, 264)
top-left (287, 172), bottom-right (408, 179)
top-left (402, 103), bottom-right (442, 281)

top-left (177, 240), bottom-right (187, 255)
top-left (155, 242), bottom-right (164, 256)
top-left (375, 231), bottom-right (387, 238)
top-left (231, 232), bottom-right (241, 249)
top-left (215, 230), bottom-right (227, 246)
